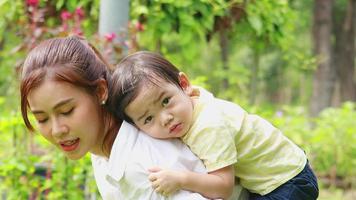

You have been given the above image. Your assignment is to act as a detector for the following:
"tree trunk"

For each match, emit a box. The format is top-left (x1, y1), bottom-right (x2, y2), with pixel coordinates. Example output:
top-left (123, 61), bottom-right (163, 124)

top-left (155, 38), bottom-right (162, 53)
top-left (310, 0), bottom-right (336, 116)
top-left (219, 27), bottom-right (229, 90)
top-left (249, 50), bottom-right (259, 105)
top-left (99, 0), bottom-right (129, 37)
top-left (99, 0), bottom-right (129, 49)
top-left (333, 0), bottom-right (356, 103)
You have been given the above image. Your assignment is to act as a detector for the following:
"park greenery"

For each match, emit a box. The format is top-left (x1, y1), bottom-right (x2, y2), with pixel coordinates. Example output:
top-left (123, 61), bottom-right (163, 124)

top-left (0, 0), bottom-right (355, 199)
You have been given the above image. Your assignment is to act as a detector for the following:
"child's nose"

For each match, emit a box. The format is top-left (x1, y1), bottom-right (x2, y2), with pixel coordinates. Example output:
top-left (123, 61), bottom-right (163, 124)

top-left (161, 113), bottom-right (173, 127)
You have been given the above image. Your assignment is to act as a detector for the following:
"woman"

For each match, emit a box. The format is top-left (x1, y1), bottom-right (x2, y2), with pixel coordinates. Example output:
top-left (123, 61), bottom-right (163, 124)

top-left (20, 36), bottom-right (247, 199)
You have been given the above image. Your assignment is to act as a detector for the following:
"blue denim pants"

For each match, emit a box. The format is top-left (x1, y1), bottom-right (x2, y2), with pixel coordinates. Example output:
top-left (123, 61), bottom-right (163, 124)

top-left (249, 162), bottom-right (319, 200)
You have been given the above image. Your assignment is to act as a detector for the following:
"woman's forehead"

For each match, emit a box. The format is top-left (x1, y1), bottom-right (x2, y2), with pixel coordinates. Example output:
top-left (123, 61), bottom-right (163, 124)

top-left (28, 80), bottom-right (89, 109)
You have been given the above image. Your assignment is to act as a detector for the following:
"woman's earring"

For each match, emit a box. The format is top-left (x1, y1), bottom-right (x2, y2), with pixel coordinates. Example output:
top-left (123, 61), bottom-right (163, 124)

top-left (101, 100), bottom-right (106, 105)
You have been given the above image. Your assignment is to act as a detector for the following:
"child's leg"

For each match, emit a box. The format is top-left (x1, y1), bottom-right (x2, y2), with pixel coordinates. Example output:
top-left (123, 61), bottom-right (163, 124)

top-left (249, 162), bottom-right (319, 200)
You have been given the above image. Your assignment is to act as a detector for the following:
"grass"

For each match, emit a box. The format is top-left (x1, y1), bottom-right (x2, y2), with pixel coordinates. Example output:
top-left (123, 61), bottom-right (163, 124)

top-left (319, 187), bottom-right (355, 200)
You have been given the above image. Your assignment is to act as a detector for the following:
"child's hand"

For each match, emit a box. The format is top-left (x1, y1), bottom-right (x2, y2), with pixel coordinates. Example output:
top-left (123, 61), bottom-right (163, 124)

top-left (148, 167), bottom-right (184, 196)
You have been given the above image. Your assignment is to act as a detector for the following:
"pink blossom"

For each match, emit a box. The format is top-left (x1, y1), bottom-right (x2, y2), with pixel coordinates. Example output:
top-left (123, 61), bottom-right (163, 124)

top-left (61, 10), bottom-right (71, 21)
top-left (73, 28), bottom-right (83, 36)
top-left (135, 22), bottom-right (144, 32)
top-left (104, 33), bottom-right (116, 42)
top-left (27, 0), bottom-right (39, 7)
top-left (123, 41), bottom-right (130, 48)
top-left (75, 7), bottom-right (85, 19)
top-left (61, 23), bottom-right (68, 32)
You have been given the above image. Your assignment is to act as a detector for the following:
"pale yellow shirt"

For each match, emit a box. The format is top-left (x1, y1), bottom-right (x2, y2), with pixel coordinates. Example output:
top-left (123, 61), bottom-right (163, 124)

top-left (182, 88), bottom-right (307, 195)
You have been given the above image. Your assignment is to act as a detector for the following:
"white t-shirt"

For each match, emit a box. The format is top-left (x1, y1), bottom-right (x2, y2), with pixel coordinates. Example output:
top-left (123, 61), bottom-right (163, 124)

top-left (91, 121), bottom-right (209, 200)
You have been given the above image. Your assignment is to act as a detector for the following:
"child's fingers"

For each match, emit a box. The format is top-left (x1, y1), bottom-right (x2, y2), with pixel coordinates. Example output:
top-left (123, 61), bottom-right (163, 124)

top-left (151, 181), bottom-right (160, 189)
top-left (148, 174), bottom-right (157, 182)
top-left (148, 166), bottom-right (162, 173)
top-left (155, 186), bottom-right (168, 196)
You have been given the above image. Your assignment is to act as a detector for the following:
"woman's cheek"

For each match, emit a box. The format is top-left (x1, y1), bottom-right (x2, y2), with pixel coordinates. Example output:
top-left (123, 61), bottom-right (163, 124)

top-left (38, 125), bottom-right (52, 140)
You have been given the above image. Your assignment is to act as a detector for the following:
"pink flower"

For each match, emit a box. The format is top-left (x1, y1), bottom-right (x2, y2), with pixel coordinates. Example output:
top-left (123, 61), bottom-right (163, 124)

top-left (123, 41), bottom-right (130, 48)
top-left (135, 22), bottom-right (144, 32)
top-left (104, 33), bottom-right (116, 42)
top-left (75, 7), bottom-right (85, 19)
top-left (61, 10), bottom-right (71, 21)
top-left (73, 28), bottom-right (83, 36)
top-left (27, 0), bottom-right (39, 7)
top-left (61, 23), bottom-right (68, 32)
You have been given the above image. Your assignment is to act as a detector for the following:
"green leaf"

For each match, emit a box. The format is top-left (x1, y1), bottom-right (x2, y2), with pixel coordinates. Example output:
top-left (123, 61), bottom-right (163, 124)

top-left (248, 15), bottom-right (263, 36)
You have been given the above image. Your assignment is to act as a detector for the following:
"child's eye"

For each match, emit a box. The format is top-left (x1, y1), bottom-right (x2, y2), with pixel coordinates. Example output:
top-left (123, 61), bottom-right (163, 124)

top-left (162, 97), bottom-right (170, 106)
top-left (144, 116), bottom-right (153, 124)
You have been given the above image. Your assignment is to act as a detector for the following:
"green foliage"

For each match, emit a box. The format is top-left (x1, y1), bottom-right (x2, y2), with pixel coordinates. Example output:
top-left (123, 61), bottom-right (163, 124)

top-left (258, 102), bottom-right (356, 186)
top-left (131, 0), bottom-right (234, 57)
top-left (311, 103), bottom-right (356, 179)
top-left (131, 0), bottom-right (318, 107)
top-left (0, 153), bottom-right (41, 199)
top-left (0, 0), bottom-right (354, 197)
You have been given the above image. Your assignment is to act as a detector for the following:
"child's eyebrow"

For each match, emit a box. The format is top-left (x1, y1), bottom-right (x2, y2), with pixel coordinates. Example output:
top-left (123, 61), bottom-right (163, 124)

top-left (153, 91), bottom-right (165, 105)
top-left (137, 110), bottom-right (148, 122)
top-left (136, 91), bottom-right (165, 122)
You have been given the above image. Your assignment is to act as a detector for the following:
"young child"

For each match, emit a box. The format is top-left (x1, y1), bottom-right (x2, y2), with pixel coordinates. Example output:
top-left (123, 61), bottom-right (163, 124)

top-left (108, 51), bottom-right (319, 200)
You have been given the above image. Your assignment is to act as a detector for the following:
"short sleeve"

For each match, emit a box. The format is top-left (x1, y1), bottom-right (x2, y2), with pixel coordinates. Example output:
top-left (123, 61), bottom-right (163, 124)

top-left (184, 125), bottom-right (238, 172)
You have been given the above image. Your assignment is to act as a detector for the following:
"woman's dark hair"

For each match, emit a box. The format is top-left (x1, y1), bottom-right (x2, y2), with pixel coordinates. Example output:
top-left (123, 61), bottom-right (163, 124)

top-left (20, 35), bottom-right (119, 156)
top-left (108, 51), bottom-right (181, 124)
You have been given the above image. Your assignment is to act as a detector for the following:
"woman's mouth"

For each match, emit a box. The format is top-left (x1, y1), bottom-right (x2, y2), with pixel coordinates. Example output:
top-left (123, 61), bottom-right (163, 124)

top-left (60, 138), bottom-right (80, 152)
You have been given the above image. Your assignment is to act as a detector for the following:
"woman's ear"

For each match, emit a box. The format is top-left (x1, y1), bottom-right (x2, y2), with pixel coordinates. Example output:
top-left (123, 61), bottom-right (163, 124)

top-left (178, 72), bottom-right (193, 96)
top-left (96, 78), bottom-right (109, 105)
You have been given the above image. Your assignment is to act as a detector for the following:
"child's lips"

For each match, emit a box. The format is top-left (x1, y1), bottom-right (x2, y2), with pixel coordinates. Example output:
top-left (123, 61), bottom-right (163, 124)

top-left (169, 123), bottom-right (182, 134)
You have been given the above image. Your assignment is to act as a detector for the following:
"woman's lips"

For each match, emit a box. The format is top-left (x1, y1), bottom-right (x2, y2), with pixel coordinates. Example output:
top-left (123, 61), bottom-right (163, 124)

top-left (60, 138), bottom-right (80, 152)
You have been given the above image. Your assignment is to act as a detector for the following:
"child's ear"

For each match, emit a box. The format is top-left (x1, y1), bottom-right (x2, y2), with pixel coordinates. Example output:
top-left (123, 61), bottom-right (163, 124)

top-left (178, 72), bottom-right (193, 96)
top-left (96, 78), bottom-right (109, 105)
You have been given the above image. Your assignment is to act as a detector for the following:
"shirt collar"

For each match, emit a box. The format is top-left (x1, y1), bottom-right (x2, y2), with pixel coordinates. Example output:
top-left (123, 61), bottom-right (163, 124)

top-left (107, 121), bottom-right (139, 181)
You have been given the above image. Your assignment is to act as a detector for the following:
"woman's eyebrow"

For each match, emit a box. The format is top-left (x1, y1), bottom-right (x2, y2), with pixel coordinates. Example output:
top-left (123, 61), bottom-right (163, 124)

top-left (31, 98), bottom-right (74, 114)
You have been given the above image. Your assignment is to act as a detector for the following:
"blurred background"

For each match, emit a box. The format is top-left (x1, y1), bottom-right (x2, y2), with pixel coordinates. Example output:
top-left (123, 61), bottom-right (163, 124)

top-left (0, 0), bottom-right (355, 199)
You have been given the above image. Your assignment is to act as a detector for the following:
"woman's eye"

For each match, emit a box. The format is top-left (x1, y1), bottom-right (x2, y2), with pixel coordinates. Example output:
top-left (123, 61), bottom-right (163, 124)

top-left (144, 116), bottom-right (153, 124)
top-left (162, 97), bottom-right (170, 106)
top-left (37, 118), bottom-right (48, 124)
top-left (62, 108), bottom-right (74, 115)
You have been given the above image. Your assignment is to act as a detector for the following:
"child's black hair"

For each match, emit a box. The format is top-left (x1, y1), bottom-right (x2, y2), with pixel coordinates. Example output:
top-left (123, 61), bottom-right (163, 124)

top-left (108, 51), bottom-right (181, 124)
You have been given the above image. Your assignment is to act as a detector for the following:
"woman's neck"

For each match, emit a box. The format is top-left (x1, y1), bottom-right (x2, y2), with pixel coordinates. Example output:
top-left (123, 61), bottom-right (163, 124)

top-left (100, 118), bottom-right (122, 158)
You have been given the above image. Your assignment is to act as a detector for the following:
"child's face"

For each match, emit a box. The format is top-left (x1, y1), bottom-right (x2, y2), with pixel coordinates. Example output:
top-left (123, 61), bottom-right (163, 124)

top-left (125, 74), bottom-right (194, 139)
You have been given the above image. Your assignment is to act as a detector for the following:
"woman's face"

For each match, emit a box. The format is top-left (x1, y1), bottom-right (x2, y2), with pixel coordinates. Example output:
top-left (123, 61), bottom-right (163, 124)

top-left (28, 79), bottom-right (105, 160)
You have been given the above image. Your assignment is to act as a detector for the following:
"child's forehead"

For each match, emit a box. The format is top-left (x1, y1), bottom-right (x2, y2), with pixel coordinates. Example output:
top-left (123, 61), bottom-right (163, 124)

top-left (126, 84), bottom-right (163, 116)
top-left (133, 80), bottom-right (175, 104)
top-left (137, 82), bottom-right (164, 100)
top-left (144, 74), bottom-right (169, 85)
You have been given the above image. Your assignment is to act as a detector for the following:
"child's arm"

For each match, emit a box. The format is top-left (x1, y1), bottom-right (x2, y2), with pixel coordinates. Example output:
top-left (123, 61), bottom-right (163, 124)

top-left (148, 165), bottom-right (234, 199)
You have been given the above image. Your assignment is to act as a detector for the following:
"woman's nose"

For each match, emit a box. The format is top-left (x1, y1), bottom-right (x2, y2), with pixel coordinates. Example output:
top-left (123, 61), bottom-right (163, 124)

top-left (51, 118), bottom-right (68, 138)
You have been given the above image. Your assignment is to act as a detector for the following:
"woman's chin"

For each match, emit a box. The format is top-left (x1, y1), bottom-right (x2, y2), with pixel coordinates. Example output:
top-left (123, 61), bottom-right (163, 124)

top-left (63, 151), bottom-right (85, 160)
